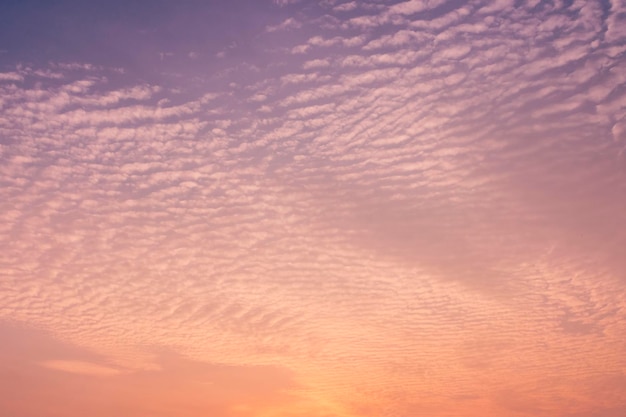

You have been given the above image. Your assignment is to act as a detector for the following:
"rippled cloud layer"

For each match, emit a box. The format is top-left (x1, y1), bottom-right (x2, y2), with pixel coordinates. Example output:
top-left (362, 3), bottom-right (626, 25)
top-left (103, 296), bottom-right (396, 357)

top-left (1, 0), bottom-right (626, 416)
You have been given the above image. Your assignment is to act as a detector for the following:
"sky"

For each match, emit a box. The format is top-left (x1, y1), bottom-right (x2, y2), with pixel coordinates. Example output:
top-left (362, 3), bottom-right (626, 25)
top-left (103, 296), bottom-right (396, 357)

top-left (1, 0), bottom-right (626, 416)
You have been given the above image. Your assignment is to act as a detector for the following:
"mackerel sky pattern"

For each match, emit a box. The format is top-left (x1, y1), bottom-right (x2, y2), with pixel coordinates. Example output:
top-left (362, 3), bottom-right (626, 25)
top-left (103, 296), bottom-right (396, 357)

top-left (1, 0), bottom-right (626, 416)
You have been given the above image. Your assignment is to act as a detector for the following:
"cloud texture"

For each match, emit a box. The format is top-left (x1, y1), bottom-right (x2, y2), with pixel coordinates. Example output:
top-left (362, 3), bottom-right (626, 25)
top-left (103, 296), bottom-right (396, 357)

top-left (1, 0), bottom-right (626, 416)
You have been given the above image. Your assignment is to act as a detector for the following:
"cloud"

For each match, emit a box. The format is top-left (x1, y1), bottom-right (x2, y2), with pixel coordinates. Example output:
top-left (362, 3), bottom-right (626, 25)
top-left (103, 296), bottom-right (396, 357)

top-left (1, 0), bottom-right (626, 416)
top-left (273, 0), bottom-right (301, 7)
top-left (302, 58), bottom-right (331, 70)
top-left (0, 71), bottom-right (24, 81)
top-left (333, 1), bottom-right (357, 12)
top-left (41, 360), bottom-right (124, 376)
top-left (266, 17), bottom-right (302, 32)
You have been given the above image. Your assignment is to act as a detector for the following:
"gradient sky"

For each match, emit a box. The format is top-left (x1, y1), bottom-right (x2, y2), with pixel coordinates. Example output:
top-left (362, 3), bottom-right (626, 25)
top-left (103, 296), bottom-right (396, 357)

top-left (1, 0), bottom-right (626, 416)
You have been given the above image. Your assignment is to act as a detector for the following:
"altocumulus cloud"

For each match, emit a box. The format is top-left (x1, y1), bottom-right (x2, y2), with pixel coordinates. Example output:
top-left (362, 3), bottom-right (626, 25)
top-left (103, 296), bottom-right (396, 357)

top-left (1, 1), bottom-right (626, 416)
